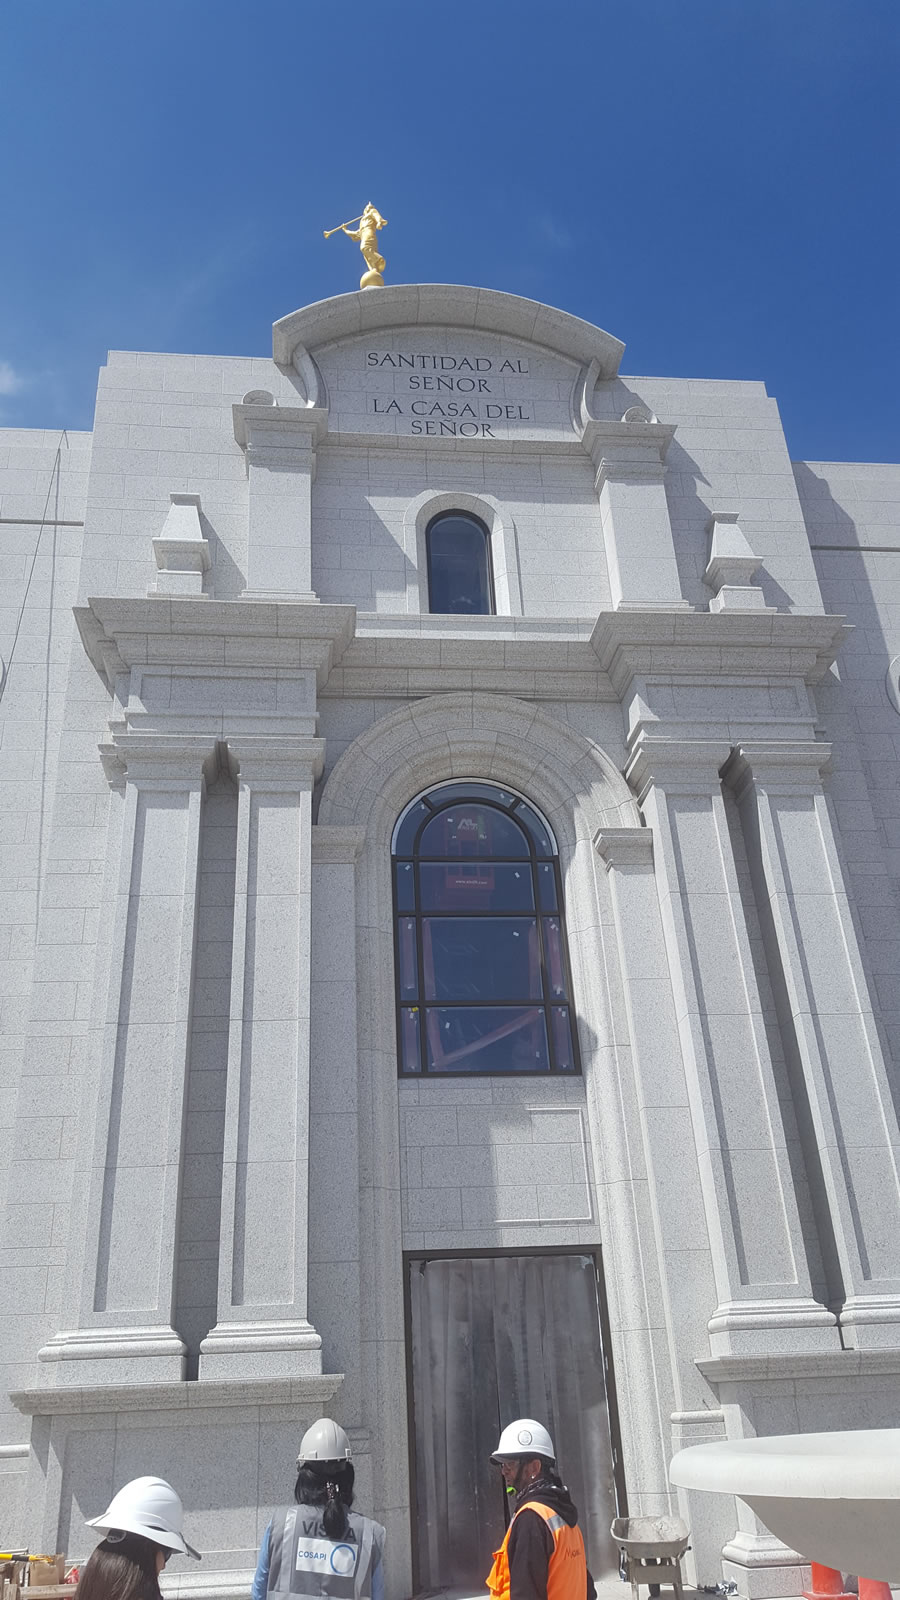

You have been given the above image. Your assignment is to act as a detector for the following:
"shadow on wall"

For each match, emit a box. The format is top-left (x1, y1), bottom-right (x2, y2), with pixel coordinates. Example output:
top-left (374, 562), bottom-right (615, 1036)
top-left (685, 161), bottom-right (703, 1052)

top-left (792, 460), bottom-right (900, 1126)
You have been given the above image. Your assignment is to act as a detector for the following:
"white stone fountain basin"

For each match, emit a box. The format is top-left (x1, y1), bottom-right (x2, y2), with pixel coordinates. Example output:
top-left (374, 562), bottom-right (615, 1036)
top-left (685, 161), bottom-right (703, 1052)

top-left (669, 1430), bottom-right (900, 1584)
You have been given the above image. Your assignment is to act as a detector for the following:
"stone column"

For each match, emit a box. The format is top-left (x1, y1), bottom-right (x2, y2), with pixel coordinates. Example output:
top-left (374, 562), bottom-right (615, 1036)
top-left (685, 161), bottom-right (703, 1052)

top-left (626, 738), bottom-right (839, 1355)
top-left (581, 421), bottom-right (688, 610)
top-left (726, 742), bottom-right (900, 1347)
top-left (232, 402), bottom-right (328, 600)
top-left (39, 734), bottom-right (212, 1384)
top-left (200, 735), bottom-right (325, 1378)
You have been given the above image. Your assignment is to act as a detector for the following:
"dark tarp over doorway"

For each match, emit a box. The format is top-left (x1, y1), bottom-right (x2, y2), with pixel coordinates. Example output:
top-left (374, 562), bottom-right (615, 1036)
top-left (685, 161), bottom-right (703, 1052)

top-left (407, 1253), bottom-right (621, 1592)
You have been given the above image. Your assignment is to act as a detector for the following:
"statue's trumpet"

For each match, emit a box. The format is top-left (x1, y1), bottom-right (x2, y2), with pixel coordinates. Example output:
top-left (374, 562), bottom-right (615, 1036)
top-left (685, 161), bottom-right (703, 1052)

top-left (323, 215), bottom-right (364, 238)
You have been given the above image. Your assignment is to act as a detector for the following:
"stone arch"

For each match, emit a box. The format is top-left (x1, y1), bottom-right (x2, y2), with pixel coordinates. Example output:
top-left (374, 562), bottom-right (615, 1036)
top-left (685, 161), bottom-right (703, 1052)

top-left (317, 691), bottom-right (641, 844)
top-left (402, 490), bottom-right (523, 617)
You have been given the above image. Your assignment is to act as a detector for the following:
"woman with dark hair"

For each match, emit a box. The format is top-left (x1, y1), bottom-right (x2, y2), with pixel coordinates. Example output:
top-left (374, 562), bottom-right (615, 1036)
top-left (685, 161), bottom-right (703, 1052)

top-left (252, 1419), bottom-right (385, 1600)
top-left (80, 1477), bottom-right (200, 1600)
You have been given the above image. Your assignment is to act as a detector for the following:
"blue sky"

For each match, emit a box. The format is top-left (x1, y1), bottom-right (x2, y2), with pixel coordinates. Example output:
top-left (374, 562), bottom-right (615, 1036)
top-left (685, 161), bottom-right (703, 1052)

top-left (1, 0), bottom-right (897, 461)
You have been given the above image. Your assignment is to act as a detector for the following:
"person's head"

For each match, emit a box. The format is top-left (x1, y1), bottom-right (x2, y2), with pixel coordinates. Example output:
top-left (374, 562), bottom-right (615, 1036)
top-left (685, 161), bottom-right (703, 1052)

top-left (294, 1418), bottom-right (355, 1540)
top-left (77, 1532), bottom-right (168, 1600)
top-left (81, 1476), bottom-right (199, 1600)
top-left (491, 1419), bottom-right (557, 1498)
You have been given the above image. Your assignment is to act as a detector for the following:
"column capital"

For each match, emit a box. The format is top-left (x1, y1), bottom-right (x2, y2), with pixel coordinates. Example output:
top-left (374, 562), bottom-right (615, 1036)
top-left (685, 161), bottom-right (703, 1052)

top-left (100, 727), bottom-right (217, 788)
top-left (227, 734), bottom-right (325, 785)
top-left (311, 824), bottom-right (367, 864)
top-left (232, 403), bottom-right (328, 454)
top-left (593, 826), bottom-right (654, 870)
top-left (625, 737), bottom-right (734, 802)
top-left (579, 418), bottom-right (676, 488)
top-left (722, 740), bottom-right (832, 799)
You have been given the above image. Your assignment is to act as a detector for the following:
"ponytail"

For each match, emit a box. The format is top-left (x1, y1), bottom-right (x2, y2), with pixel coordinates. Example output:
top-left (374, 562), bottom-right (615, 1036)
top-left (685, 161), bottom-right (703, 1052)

top-left (294, 1458), bottom-right (355, 1540)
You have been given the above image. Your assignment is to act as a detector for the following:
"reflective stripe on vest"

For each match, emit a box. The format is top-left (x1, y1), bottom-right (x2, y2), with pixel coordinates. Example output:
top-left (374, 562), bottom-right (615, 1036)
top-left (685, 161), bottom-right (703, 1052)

top-left (267, 1507), bottom-right (385, 1600)
top-left (487, 1500), bottom-right (586, 1600)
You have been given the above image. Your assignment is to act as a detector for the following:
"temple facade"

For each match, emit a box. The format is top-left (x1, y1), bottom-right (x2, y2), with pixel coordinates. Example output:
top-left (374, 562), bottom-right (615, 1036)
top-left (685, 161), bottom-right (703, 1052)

top-left (1, 283), bottom-right (899, 1599)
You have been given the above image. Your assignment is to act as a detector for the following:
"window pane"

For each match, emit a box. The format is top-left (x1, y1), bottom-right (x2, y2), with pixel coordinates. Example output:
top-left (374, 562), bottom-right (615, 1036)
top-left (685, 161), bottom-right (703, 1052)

top-left (427, 514), bottom-right (493, 615)
top-left (419, 805), bottom-right (529, 859)
top-left (419, 862), bottom-right (535, 912)
top-left (424, 1006), bottom-right (550, 1073)
top-left (542, 917), bottom-right (568, 999)
top-left (394, 799), bottom-right (430, 856)
top-left (401, 1008), bottom-right (422, 1073)
top-left (398, 918), bottom-right (418, 999)
top-left (395, 861), bottom-right (415, 912)
top-left (513, 801), bottom-right (555, 856)
top-left (550, 1007), bottom-right (576, 1072)
top-left (537, 863), bottom-right (558, 911)
top-left (424, 918), bottom-right (541, 1002)
top-left (428, 783), bottom-right (519, 808)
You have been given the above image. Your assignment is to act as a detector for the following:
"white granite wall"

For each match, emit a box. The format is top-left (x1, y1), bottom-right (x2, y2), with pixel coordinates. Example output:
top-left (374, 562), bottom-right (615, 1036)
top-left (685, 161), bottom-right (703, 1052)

top-left (801, 461), bottom-right (900, 1097)
top-left (0, 429), bottom-right (91, 1527)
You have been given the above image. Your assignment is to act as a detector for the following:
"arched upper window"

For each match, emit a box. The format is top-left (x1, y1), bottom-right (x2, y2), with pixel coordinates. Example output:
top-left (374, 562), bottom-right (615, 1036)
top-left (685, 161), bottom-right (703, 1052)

top-left (426, 512), bottom-right (495, 615)
top-left (392, 783), bottom-right (579, 1076)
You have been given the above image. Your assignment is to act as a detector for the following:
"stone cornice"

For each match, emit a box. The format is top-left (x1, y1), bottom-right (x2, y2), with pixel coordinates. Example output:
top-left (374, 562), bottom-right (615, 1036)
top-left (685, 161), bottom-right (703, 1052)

top-left (232, 403), bottom-right (328, 450)
top-left (10, 1372), bottom-right (344, 1416)
top-left (697, 1350), bottom-right (900, 1385)
top-left (591, 608), bottom-right (850, 692)
top-left (593, 827), bottom-right (655, 869)
top-left (722, 740), bottom-right (833, 799)
top-left (75, 596), bottom-right (357, 691)
top-left (272, 284), bottom-right (625, 378)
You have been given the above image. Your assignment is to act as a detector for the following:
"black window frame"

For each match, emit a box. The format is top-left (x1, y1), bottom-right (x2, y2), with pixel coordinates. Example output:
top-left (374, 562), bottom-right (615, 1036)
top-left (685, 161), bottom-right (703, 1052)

top-left (392, 783), bottom-right (582, 1078)
top-left (425, 510), bottom-right (496, 616)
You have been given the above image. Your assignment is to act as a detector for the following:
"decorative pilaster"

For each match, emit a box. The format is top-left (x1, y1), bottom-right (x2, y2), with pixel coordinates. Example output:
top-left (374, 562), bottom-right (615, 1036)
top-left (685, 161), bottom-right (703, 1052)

top-left (580, 419), bottom-right (687, 610)
top-left (626, 738), bottom-right (839, 1355)
top-left (39, 734), bottom-right (214, 1384)
top-left (725, 742), bottom-right (900, 1347)
top-left (232, 401), bottom-right (328, 600)
top-left (200, 736), bottom-right (326, 1379)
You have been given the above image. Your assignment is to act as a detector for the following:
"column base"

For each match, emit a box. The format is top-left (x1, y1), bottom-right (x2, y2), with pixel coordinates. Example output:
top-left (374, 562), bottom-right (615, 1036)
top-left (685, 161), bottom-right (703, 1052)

top-left (722, 1531), bottom-right (810, 1600)
top-left (37, 1326), bottom-right (187, 1385)
top-left (708, 1299), bottom-right (840, 1356)
top-left (840, 1294), bottom-right (900, 1349)
top-left (199, 1319), bottom-right (323, 1380)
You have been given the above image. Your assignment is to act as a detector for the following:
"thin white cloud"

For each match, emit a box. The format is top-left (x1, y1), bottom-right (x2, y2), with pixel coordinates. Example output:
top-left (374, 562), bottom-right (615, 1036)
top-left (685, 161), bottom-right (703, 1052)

top-left (0, 360), bottom-right (24, 395)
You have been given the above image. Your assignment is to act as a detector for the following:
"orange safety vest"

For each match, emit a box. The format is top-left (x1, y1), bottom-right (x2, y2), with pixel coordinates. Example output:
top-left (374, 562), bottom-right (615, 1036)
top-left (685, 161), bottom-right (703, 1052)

top-left (487, 1500), bottom-right (586, 1600)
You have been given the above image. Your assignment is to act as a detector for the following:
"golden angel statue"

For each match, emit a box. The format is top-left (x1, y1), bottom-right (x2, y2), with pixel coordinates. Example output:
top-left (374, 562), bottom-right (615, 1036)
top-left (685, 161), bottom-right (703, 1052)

top-left (324, 203), bottom-right (388, 288)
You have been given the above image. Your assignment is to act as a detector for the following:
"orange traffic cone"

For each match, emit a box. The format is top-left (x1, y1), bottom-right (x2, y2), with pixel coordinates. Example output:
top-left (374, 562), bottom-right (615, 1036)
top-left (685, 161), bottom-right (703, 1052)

top-left (857, 1581), bottom-right (891, 1600)
top-left (804, 1566), bottom-right (855, 1600)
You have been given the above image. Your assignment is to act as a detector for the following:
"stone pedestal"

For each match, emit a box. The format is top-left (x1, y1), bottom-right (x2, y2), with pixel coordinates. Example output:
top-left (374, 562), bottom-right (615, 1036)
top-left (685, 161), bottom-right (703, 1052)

top-left (39, 735), bottom-right (213, 1385)
top-left (626, 738), bottom-right (839, 1356)
top-left (233, 403), bottom-right (327, 600)
top-left (726, 742), bottom-right (900, 1347)
top-left (200, 736), bottom-right (325, 1379)
top-left (581, 420), bottom-right (688, 610)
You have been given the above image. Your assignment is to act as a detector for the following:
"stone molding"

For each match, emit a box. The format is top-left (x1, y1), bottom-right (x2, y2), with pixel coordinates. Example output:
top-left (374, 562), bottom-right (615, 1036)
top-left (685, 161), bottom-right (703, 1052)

top-left (75, 595), bottom-right (357, 690)
top-left (272, 284), bottom-right (625, 378)
top-left (38, 1326), bottom-right (187, 1364)
top-left (593, 827), bottom-right (654, 869)
top-left (722, 740), bottom-right (833, 798)
top-left (580, 419), bottom-right (676, 490)
top-left (403, 488), bottom-right (524, 617)
top-left (697, 1349), bottom-right (900, 1384)
top-left (11, 1373), bottom-right (344, 1416)
top-left (591, 608), bottom-right (850, 693)
top-left (625, 737), bottom-right (734, 802)
top-left (311, 824), bottom-right (367, 864)
top-left (231, 402), bottom-right (328, 451)
top-left (224, 735), bottom-right (325, 784)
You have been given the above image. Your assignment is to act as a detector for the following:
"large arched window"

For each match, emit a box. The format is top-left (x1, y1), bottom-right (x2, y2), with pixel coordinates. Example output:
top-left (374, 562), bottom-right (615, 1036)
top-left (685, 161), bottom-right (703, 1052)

top-left (426, 511), bottom-right (494, 614)
top-left (392, 783), bottom-right (579, 1075)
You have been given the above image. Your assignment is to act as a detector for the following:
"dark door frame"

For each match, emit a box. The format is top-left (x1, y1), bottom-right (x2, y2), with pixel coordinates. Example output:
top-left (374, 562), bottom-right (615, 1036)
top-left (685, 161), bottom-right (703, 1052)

top-left (402, 1243), bottom-right (629, 1596)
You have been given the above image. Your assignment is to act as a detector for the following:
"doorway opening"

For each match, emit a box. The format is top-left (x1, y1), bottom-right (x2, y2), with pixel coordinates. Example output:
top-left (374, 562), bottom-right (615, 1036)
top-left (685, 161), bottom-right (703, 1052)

top-left (405, 1250), bottom-right (625, 1593)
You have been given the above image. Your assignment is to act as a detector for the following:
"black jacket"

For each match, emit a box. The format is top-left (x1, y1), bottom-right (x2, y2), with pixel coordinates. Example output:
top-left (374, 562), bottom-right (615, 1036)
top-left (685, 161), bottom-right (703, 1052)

top-left (506, 1476), bottom-right (595, 1600)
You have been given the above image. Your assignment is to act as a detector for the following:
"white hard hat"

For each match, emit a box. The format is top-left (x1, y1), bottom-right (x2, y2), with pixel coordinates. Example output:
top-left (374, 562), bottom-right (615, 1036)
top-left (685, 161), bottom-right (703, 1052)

top-left (86, 1476), bottom-right (200, 1560)
top-left (491, 1419), bottom-right (556, 1462)
top-left (297, 1417), bottom-right (352, 1465)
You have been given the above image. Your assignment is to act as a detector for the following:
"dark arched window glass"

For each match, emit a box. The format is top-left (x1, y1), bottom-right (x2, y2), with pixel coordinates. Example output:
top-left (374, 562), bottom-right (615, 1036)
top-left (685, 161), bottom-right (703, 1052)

top-left (426, 512), bottom-right (494, 615)
top-left (392, 783), bottom-right (580, 1076)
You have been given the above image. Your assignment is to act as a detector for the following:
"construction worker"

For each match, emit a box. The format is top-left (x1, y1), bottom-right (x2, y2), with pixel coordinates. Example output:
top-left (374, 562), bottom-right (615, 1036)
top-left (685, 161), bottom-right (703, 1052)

top-left (487, 1419), bottom-right (594, 1600)
top-left (80, 1476), bottom-right (200, 1600)
top-left (252, 1418), bottom-right (386, 1600)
